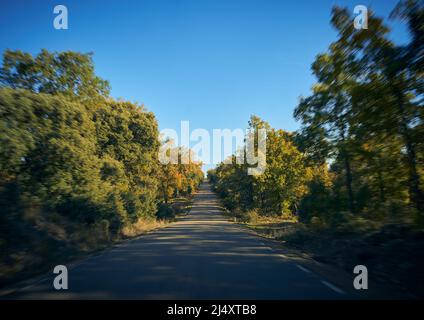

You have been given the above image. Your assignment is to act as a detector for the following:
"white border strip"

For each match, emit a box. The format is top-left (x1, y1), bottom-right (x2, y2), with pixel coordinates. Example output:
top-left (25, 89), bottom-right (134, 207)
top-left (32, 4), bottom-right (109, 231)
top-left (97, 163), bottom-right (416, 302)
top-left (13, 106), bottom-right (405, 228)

top-left (320, 280), bottom-right (345, 294)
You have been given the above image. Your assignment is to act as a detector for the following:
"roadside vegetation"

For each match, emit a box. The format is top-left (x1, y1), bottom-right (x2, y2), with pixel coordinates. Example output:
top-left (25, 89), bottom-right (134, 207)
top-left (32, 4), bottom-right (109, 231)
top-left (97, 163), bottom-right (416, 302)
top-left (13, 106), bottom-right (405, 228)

top-left (208, 1), bottom-right (424, 297)
top-left (0, 50), bottom-right (203, 286)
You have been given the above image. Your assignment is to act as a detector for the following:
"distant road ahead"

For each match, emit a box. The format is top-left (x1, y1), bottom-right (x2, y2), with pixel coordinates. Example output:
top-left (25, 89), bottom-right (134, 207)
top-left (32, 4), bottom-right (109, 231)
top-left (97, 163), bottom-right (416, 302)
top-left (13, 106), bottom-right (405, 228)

top-left (3, 183), bottom-right (347, 299)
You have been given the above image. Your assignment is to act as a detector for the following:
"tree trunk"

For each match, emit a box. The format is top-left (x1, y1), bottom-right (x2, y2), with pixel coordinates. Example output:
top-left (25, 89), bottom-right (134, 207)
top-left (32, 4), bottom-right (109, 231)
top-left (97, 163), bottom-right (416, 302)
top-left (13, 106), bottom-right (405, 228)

top-left (339, 126), bottom-right (355, 213)
top-left (376, 156), bottom-right (386, 203)
top-left (343, 150), bottom-right (355, 213)
top-left (162, 183), bottom-right (168, 204)
top-left (393, 86), bottom-right (424, 216)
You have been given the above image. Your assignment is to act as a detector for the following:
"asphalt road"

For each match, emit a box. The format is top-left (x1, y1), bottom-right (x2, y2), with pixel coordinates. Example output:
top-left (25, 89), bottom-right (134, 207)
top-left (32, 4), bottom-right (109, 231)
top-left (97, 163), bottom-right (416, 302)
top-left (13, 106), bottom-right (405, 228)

top-left (2, 183), bottom-right (348, 299)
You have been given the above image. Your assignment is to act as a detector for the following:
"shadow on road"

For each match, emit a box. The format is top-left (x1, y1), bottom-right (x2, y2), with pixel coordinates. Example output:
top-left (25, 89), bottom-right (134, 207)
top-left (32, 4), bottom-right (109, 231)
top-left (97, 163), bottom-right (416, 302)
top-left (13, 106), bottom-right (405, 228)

top-left (3, 183), bottom-right (347, 299)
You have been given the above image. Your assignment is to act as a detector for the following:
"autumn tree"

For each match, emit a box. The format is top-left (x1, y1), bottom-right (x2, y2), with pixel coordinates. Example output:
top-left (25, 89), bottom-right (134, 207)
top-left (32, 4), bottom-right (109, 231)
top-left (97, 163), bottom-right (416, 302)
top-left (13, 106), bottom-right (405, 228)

top-left (211, 116), bottom-right (311, 216)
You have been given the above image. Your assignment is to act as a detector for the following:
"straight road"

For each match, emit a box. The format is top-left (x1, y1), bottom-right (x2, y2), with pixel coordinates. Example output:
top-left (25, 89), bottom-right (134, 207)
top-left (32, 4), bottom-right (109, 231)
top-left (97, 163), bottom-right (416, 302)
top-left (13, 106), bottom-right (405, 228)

top-left (2, 183), bottom-right (348, 299)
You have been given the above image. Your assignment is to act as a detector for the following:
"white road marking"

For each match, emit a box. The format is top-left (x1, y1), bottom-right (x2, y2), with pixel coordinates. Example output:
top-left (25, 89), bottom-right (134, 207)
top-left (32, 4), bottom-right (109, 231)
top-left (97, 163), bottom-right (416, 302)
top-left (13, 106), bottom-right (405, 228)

top-left (320, 280), bottom-right (345, 294)
top-left (296, 264), bottom-right (311, 273)
top-left (278, 254), bottom-right (287, 258)
top-left (20, 275), bottom-right (50, 291)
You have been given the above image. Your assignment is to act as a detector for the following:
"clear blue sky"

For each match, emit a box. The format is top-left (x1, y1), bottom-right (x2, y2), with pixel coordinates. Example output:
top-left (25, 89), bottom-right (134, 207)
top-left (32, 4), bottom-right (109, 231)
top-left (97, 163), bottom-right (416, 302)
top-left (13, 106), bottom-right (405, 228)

top-left (0, 0), bottom-right (409, 171)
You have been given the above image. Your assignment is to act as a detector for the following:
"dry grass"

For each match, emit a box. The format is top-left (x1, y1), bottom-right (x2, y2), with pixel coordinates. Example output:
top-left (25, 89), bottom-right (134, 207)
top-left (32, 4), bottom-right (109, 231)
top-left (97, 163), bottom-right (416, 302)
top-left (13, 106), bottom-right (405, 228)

top-left (0, 192), bottom-right (196, 288)
top-left (242, 213), bottom-right (424, 298)
top-left (228, 210), bottom-right (298, 238)
top-left (0, 212), bottom-right (172, 287)
top-left (121, 218), bottom-right (168, 237)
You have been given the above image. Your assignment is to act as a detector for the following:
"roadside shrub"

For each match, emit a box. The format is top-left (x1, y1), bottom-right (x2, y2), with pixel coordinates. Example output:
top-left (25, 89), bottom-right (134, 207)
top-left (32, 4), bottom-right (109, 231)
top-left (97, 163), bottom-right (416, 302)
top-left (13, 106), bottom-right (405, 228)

top-left (156, 203), bottom-right (175, 220)
top-left (310, 216), bottom-right (325, 231)
top-left (246, 210), bottom-right (259, 224)
top-left (0, 88), bottom-right (161, 230)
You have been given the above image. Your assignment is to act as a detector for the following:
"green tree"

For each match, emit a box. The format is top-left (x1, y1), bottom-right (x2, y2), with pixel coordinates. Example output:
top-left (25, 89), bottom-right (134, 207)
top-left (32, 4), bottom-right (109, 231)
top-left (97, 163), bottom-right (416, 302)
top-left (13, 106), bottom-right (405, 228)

top-left (0, 49), bottom-right (110, 102)
top-left (212, 116), bottom-right (311, 216)
top-left (294, 30), bottom-right (358, 212)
